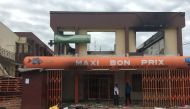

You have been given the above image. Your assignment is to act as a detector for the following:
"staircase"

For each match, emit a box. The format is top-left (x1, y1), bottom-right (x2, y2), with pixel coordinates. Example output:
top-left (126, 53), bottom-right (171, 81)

top-left (0, 63), bottom-right (9, 77)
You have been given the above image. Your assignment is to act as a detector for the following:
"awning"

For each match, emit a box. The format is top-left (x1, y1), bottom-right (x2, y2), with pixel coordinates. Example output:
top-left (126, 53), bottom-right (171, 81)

top-left (23, 56), bottom-right (190, 70)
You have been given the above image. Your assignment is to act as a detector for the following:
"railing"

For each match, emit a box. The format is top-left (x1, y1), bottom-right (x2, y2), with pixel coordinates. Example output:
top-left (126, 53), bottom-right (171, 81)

top-left (142, 69), bottom-right (190, 107)
top-left (0, 77), bottom-right (22, 109)
top-left (0, 46), bottom-right (15, 61)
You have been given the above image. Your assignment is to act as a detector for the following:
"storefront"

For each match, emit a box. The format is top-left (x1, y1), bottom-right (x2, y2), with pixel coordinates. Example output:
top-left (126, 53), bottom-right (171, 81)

top-left (20, 56), bottom-right (190, 109)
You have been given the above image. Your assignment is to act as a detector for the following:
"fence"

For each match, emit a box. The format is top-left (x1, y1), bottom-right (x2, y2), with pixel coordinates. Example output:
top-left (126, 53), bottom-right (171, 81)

top-left (142, 69), bottom-right (190, 107)
top-left (47, 70), bottom-right (62, 107)
top-left (0, 77), bottom-right (22, 109)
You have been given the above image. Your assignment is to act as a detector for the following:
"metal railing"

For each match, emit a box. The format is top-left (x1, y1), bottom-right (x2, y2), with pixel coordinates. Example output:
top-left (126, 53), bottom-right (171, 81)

top-left (0, 46), bottom-right (15, 61)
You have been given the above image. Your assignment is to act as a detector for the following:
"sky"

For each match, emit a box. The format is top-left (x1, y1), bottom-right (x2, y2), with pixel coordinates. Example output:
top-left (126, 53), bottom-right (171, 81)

top-left (0, 0), bottom-right (189, 55)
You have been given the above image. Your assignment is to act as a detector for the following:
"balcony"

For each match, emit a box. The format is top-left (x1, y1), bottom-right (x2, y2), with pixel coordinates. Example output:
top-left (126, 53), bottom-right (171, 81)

top-left (0, 46), bottom-right (15, 61)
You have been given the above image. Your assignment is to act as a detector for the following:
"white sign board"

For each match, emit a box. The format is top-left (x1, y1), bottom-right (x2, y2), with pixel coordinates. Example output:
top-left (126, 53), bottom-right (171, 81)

top-left (25, 78), bottom-right (29, 84)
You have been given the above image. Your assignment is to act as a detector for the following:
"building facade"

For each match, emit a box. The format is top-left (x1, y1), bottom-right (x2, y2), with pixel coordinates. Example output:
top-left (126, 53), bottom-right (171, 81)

top-left (21, 12), bottom-right (188, 109)
top-left (49, 12), bottom-right (184, 103)
top-left (0, 22), bottom-right (19, 76)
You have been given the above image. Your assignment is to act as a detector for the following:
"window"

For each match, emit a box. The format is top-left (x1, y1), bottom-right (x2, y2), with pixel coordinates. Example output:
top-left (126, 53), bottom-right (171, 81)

top-left (87, 32), bottom-right (115, 54)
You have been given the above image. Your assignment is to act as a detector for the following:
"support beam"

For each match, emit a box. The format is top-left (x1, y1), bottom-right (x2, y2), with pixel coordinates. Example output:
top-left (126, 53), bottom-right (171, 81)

top-left (115, 29), bottom-right (125, 56)
top-left (78, 30), bottom-right (87, 56)
top-left (164, 28), bottom-right (178, 56)
top-left (129, 30), bottom-right (136, 52)
top-left (75, 28), bottom-right (79, 55)
top-left (74, 73), bottom-right (79, 104)
top-left (177, 27), bottom-right (183, 56)
top-left (125, 28), bottom-right (129, 56)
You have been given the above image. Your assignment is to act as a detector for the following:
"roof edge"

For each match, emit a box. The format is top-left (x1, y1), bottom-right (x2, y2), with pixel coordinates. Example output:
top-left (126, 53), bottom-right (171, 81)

top-left (50, 11), bottom-right (185, 14)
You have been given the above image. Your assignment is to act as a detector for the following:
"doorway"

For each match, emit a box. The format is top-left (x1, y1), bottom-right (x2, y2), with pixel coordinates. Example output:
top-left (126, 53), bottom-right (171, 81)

top-left (84, 74), bottom-right (114, 100)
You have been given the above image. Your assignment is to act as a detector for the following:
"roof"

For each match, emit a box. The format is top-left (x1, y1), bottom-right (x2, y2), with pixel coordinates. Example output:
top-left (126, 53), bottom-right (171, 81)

top-left (14, 32), bottom-right (53, 54)
top-left (50, 11), bottom-right (185, 32)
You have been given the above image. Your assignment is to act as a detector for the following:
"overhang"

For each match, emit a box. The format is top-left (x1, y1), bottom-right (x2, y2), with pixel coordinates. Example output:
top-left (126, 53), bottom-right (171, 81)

top-left (50, 11), bottom-right (185, 32)
top-left (23, 56), bottom-right (190, 70)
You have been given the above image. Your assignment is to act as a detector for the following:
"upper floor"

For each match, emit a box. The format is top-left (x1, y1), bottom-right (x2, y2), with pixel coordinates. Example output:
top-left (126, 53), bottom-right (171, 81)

top-left (50, 12), bottom-right (185, 56)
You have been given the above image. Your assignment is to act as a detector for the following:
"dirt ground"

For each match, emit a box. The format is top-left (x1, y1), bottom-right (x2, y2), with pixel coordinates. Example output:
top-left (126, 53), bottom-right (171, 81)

top-left (64, 102), bottom-right (190, 109)
top-left (0, 97), bottom-right (21, 109)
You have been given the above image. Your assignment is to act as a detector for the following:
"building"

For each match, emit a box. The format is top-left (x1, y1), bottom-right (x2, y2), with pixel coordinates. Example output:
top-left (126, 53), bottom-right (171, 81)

top-left (0, 23), bottom-right (22, 109)
top-left (15, 32), bottom-right (53, 64)
top-left (15, 32), bottom-right (53, 76)
top-left (0, 22), bottom-right (19, 76)
top-left (21, 12), bottom-right (189, 109)
top-left (137, 31), bottom-right (165, 55)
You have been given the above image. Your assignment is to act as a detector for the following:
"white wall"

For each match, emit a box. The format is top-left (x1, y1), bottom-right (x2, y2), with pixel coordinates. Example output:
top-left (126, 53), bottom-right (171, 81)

top-left (0, 22), bottom-right (18, 53)
top-left (164, 28), bottom-right (178, 55)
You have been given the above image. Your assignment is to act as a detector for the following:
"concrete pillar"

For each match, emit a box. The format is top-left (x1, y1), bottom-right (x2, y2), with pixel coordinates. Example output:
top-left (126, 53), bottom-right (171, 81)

top-left (78, 30), bottom-right (87, 56)
top-left (177, 28), bottom-right (183, 56)
top-left (64, 44), bottom-right (67, 55)
top-left (125, 28), bottom-right (129, 56)
top-left (115, 29), bottom-right (125, 56)
top-left (54, 43), bottom-right (58, 55)
top-left (62, 72), bottom-right (75, 101)
top-left (79, 74), bottom-right (84, 101)
top-left (164, 28), bottom-right (178, 56)
top-left (125, 71), bottom-right (132, 85)
top-left (114, 71), bottom-right (125, 102)
top-left (128, 30), bottom-right (136, 52)
top-left (75, 73), bottom-right (79, 104)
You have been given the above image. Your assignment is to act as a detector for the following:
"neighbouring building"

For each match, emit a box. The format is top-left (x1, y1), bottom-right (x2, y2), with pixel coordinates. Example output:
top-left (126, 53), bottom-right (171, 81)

top-left (21, 12), bottom-right (189, 109)
top-left (0, 22), bottom-right (19, 77)
top-left (137, 31), bottom-right (165, 55)
top-left (0, 22), bottom-right (22, 109)
top-left (15, 32), bottom-right (53, 76)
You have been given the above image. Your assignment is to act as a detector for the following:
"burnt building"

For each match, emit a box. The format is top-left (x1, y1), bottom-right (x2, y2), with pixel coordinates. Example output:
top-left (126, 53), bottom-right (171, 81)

top-left (20, 12), bottom-right (190, 109)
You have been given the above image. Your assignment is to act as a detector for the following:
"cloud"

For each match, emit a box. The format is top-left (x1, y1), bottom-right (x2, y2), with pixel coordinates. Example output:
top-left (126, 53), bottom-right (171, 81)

top-left (0, 0), bottom-right (189, 55)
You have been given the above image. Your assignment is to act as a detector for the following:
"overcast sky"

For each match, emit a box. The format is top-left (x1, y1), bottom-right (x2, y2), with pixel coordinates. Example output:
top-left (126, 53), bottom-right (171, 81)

top-left (0, 0), bottom-right (189, 55)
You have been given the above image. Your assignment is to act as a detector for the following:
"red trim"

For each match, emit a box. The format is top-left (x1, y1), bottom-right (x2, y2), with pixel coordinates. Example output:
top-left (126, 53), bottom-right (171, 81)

top-left (24, 56), bottom-right (190, 69)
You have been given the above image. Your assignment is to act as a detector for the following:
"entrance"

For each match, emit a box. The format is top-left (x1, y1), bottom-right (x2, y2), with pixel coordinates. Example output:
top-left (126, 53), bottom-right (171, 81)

top-left (84, 73), bottom-right (114, 100)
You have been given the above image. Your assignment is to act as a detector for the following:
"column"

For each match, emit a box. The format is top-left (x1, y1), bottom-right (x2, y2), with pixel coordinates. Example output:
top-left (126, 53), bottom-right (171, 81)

top-left (75, 73), bottom-right (79, 104)
top-left (164, 28), bottom-right (178, 56)
top-left (114, 71), bottom-right (125, 100)
top-left (129, 30), bottom-right (136, 52)
top-left (115, 29), bottom-right (125, 56)
top-left (177, 27), bottom-right (183, 56)
top-left (78, 30), bottom-right (87, 56)
top-left (125, 28), bottom-right (129, 56)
